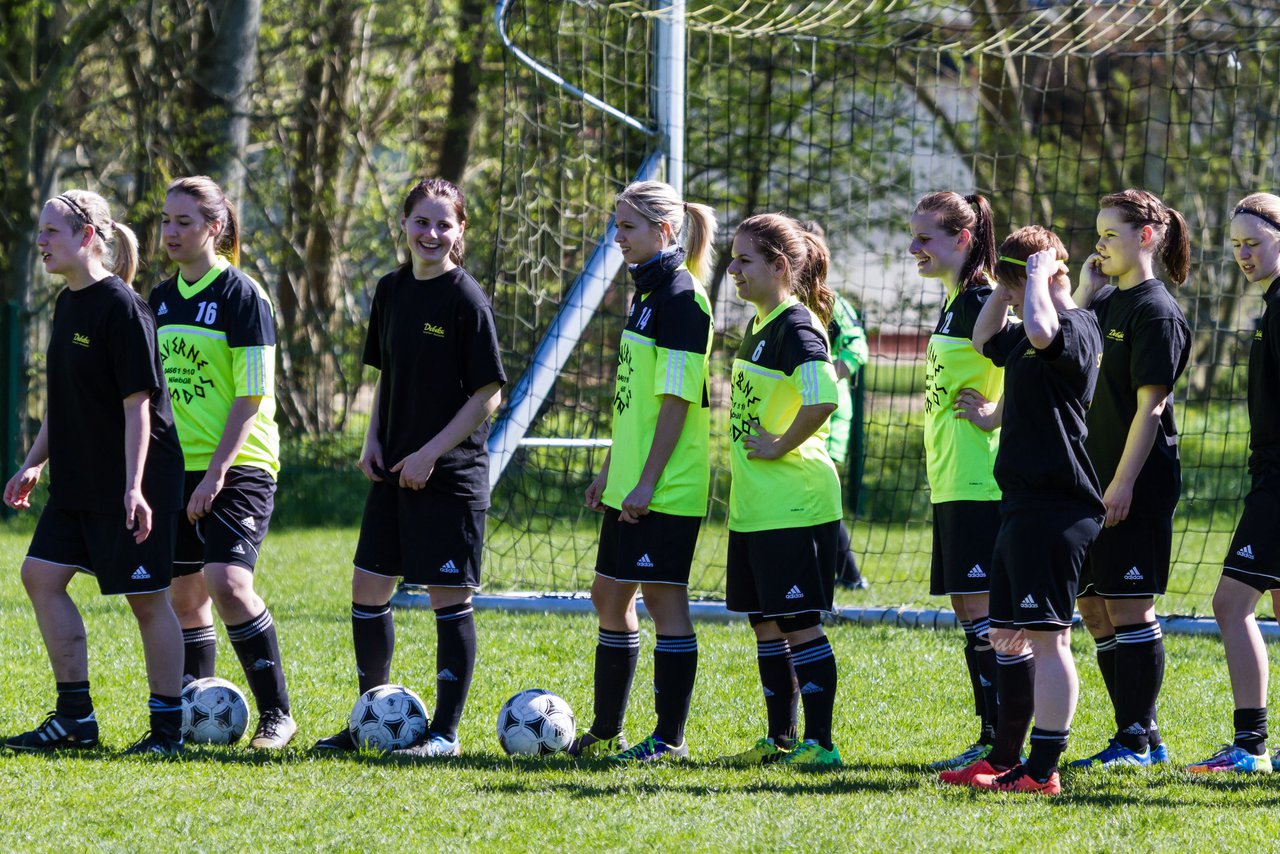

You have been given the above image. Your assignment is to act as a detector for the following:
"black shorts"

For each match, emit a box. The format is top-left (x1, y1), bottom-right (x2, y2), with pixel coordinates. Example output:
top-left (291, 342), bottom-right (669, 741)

top-left (930, 500), bottom-right (1000, 596)
top-left (725, 522), bottom-right (839, 619)
top-left (174, 466), bottom-right (276, 576)
top-left (989, 505), bottom-right (1101, 632)
top-left (354, 481), bottom-right (485, 588)
top-left (1223, 476), bottom-right (1280, 593)
top-left (1078, 512), bottom-right (1172, 598)
top-left (595, 507), bottom-right (702, 586)
top-left (28, 504), bottom-right (178, 596)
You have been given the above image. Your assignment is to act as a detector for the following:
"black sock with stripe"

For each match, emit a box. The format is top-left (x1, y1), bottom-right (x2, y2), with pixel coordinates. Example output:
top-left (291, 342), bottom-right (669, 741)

top-left (756, 638), bottom-right (798, 747)
top-left (791, 635), bottom-right (838, 751)
top-left (227, 609), bottom-right (290, 714)
top-left (149, 693), bottom-right (184, 742)
top-left (590, 628), bottom-right (639, 739)
top-left (56, 681), bottom-right (93, 719)
top-left (1234, 707), bottom-right (1268, 756)
top-left (352, 601), bottom-right (394, 695)
top-left (432, 602), bottom-right (476, 741)
top-left (653, 634), bottom-right (697, 746)
top-left (1025, 726), bottom-right (1069, 782)
top-left (1113, 620), bottom-right (1163, 754)
top-left (988, 650), bottom-right (1034, 769)
top-left (181, 625), bottom-right (218, 685)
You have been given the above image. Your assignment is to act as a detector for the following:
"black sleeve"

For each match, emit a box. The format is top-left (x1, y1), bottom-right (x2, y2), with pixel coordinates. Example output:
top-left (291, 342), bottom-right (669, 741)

top-left (1043, 312), bottom-right (1098, 382)
top-left (982, 322), bottom-right (1024, 367)
top-left (457, 292), bottom-right (507, 394)
top-left (224, 282), bottom-right (276, 348)
top-left (362, 278), bottom-right (386, 371)
top-left (108, 295), bottom-right (164, 399)
top-left (779, 315), bottom-right (832, 376)
top-left (1268, 302), bottom-right (1280, 367)
top-left (654, 289), bottom-right (712, 354)
top-left (1130, 316), bottom-right (1189, 390)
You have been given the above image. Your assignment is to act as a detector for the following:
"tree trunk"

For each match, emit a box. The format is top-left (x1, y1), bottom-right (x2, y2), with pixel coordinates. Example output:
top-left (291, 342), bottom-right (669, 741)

top-left (438, 0), bottom-right (487, 183)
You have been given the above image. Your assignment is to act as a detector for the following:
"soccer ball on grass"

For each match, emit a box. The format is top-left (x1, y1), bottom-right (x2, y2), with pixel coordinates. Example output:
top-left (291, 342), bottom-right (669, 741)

top-left (349, 684), bottom-right (429, 752)
top-left (496, 689), bottom-right (575, 756)
top-left (181, 677), bottom-right (250, 745)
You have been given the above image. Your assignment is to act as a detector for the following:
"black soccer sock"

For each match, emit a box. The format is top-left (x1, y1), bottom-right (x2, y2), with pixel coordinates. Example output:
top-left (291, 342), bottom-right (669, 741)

top-left (431, 602), bottom-right (476, 741)
top-left (1149, 710), bottom-right (1164, 749)
top-left (590, 628), bottom-right (639, 739)
top-left (973, 618), bottom-right (999, 743)
top-left (1094, 632), bottom-right (1118, 707)
top-left (149, 693), bottom-right (184, 742)
top-left (1234, 707), bottom-right (1268, 755)
top-left (56, 681), bottom-right (93, 719)
top-left (227, 609), bottom-right (290, 714)
top-left (1113, 620), bottom-right (1164, 753)
top-left (791, 635), bottom-right (838, 751)
top-left (988, 650), bottom-right (1035, 770)
top-left (756, 638), bottom-right (798, 747)
top-left (1025, 726), bottom-right (1069, 782)
top-left (959, 619), bottom-right (988, 740)
top-left (653, 634), bottom-right (697, 746)
top-left (352, 601), bottom-right (394, 695)
top-left (835, 522), bottom-right (863, 585)
top-left (181, 625), bottom-right (218, 685)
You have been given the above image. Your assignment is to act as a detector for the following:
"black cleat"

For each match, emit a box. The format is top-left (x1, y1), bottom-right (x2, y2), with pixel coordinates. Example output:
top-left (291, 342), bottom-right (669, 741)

top-left (5, 711), bottom-right (99, 751)
top-left (122, 730), bottom-right (184, 758)
top-left (313, 727), bottom-right (356, 751)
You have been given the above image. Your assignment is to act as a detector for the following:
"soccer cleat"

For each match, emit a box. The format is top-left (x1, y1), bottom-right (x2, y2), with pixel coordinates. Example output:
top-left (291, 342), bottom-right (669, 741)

top-left (939, 758), bottom-right (1007, 787)
top-left (122, 731), bottom-right (184, 758)
top-left (1185, 744), bottom-right (1272, 774)
top-left (4, 711), bottom-right (99, 751)
top-left (1150, 742), bottom-right (1170, 764)
top-left (777, 740), bottom-right (842, 768)
top-left (313, 727), bottom-right (356, 751)
top-left (715, 736), bottom-right (792, 767)
top-left (929, 742), bottom-right (992, 770)
top-left (976, 765), bottom-right (1061, 795)
top-left (567, 731), bottom-right (628, 759)
top-left (249, 708), bottom-right (297, 750)
top-left (396, 732), bottom-right (461, 757)
top-left (610, 735), bottom-right (688, 764)
top-left (1066, 738), bottom-right (1151, 769)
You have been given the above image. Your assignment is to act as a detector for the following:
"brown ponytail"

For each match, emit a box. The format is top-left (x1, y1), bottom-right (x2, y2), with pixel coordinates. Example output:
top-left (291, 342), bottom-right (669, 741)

top-left (167, 176), bottom-right (241, 266)
top-left (914, 191), bottom-right (997, 291)
top-left (1099, 188), bottom-right (1189, 285)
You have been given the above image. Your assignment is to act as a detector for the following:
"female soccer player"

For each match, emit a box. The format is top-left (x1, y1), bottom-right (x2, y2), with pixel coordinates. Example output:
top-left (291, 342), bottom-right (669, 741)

top-left (717, 213), bottom-right (843, 768)
top-left (1185, 193), bottom-right (1280, 774)
top-left (944, 228), bottom-right (1104, 794)
top-left (314, 178), bottom-right (506, 755)
top-left (149, 176), bottom-right (295, 749)
top-left (1069, 189), bottom-right (1191, 768)
top-left (569, 181), bottom-right (716, 763)
top-left (3, 190), bottom-right (187, 756)
top-left (910, 192), bottom-right (1004, 769)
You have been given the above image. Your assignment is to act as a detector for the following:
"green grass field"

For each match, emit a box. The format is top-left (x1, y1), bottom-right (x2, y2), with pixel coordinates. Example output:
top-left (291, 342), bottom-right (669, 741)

top-left (0, 525), bottom-right (1278, 850)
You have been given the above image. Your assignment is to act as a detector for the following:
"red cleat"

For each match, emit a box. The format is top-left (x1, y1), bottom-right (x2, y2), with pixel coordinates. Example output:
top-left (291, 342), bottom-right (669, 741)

top-left (975, 764), bottom-right (1061, 795)
top-left (939, 758), bottom-right (1003, 787)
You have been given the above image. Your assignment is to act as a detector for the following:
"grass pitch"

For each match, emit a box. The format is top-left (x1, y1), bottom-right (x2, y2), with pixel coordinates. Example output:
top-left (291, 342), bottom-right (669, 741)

top-left (0, 525), bottom-right (1276, 851)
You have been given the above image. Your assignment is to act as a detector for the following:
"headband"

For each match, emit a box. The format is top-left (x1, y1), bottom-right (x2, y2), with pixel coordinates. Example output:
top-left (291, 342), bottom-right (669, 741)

top-left (56, 194), bottom-right (92, 225)
top-left (1234, 206), bottom-right (1280, 234)
top-left (997, 255), bottom-right (1027, 267)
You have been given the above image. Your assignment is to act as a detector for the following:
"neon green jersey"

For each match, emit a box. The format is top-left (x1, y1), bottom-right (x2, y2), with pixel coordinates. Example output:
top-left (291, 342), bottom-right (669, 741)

top-left (826, 294), bottom-right (868, 466)
top-left (923, 285), bottom-right (1002, 503)
top-left (148, 258), bottom-right (281, 477)
top-left (603, 262), bottom-right (713, 517)
top-left (729, 297), bottom-right (842, 532)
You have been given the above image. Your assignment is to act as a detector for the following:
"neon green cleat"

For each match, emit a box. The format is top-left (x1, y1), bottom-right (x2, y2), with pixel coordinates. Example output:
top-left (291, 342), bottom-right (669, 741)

top-left (778, 740), bottom-right (842, 768)
top-left (716, 736), bottom-right (792, 767)
top-left (568, 731), bottom-right (628, 759)
top-left (609, 734), bottom-right (688, 764)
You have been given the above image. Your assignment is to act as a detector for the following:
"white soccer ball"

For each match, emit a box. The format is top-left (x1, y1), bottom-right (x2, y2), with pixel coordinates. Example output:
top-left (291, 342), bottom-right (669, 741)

top-left (349, 684), bottom-right (429, 752)
top-left (181, 677), bottom-right (250, 745)
top-left (496, 689), bottom-right (575, 756)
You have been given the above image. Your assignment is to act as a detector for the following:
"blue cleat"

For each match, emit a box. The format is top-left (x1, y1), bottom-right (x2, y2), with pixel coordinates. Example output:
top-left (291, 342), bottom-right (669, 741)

top-left (1067, 738), bottom-right (1151, 769)
top-left (1186, 744), bottom-right (1271, 774)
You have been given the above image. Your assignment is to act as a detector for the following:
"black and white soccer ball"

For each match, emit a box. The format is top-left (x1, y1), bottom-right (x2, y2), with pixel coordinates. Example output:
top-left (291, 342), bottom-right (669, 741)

top-left (349, 684), bottom-right (429, 752)
top-left (181, 677), bottom-right (250, 745)
top-left (496, 689), bottom-right (575, 756)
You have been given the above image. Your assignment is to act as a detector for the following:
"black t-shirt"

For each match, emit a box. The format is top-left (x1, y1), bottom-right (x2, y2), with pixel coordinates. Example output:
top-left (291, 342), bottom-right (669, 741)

top-left (1084, 280), bottom-right (1190, 514)
top-left (362, 266), bottom-right (507, 508)
top-left (984, 309), bottom-right (1104, 512)
top-left (45, 276), bottom-right (184, 512)
top-left (1248, 278), bottom-right (1280, 477)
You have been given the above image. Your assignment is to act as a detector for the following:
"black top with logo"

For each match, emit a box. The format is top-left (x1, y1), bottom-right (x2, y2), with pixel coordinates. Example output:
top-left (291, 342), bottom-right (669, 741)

top-left (984, 309), bottom-right (1105, 512)
top-left (363, 266), bottom-right (507, 508)
top-left (46, 276), bottom-right (184, 511)
top-left (1248, 278), bottom-right (1280, 477)
top-left (1084, 280), bottom-right (1190, 515)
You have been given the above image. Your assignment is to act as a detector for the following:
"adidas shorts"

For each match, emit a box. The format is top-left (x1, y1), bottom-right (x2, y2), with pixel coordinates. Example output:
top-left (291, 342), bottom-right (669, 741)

top-left (28, 503), bottom-right (178, 596)
top-left (930, 500), bottom-right (1000, 596)
top-left (1223, 475), bottom-right (1280, 593)
top-left (726, 521), bottom-right (839, 620)
top-left (174, 466), bottom-right (276, 576)
top-left (595, 507), bottom-right (702, 586)
top-left (1078, 511), bottom-right (1172, 598)
top-left (989, 504), bottom-right (1101, 632)
top-left (354, 481), bottom-right (484, 588)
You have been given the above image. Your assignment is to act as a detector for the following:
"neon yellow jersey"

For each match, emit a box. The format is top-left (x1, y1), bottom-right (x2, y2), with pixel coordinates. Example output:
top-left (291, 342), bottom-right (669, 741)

top-left (923, 285), bottom-right (1002, 503)
top-left (602, 264), bottom-right (713, 517)
top-left (149, 258), bottom-right (281, 477)
top-left (728, 297), bottom-right (842, 532)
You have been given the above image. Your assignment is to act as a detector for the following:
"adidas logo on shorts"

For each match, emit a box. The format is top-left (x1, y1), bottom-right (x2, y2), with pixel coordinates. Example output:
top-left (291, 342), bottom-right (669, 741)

top-left (636, 553), bottom-right (654, 568)
top-left (440, 560), bottom-right (460, 574)
top-left (438, 669), bottom-right (458, 682)
top-left (1020, 594), bottom-right (1038, 609)
top-left (785, 585), bottom-right (804, 600)
top-left (800, 682), bottom-right (823, 695)
top-left (1124, 567), bottom-right (1144, 581)
top-left (241, 515), bottom-right (257, 532)
top-left (230, 542), bottom-right (246, 555)
top-left (156, 303), bottom-right (168, 316)
top-left (1237, 544), bottom-right (1256, 560)
top-left (968, 565), bottom-right (986, 579)
top-left (131, 565), bottom-right (151, 580)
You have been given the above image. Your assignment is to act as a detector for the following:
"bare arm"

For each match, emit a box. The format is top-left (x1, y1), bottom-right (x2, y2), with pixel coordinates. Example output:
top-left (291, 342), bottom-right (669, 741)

top-left (971, 282), bottom-right (1012, 355)
top-left (1023, 249), bottom-right (1062, 350)
top-left (619, 395), bottom-right (690, 522)
top-left (4, 417), bottom-right (50, 509)
top-left (123, 390), bottom-right (153, 543)
top-left (744, 402), bottom-right (837, 460)
top-left (358, 378), bottom-right (386, 481)
top-left (1101, 384), bottom-right (1169, 528)
top-left (392, 381), bottom-right (504, 490)
top-left (186, 396), bottom-right (263, 523)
